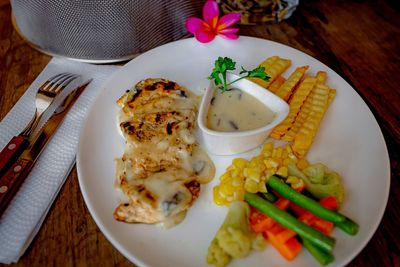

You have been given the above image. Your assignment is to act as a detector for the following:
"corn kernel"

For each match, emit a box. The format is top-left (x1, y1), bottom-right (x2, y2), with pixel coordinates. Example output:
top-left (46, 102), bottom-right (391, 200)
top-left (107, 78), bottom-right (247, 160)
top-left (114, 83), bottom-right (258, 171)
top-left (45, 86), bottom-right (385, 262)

top-left (283, 158), bottom-right (297, 166)
top-left (286, 176), bottom-right (305, 190)
top-left (258, 180), bottom-right (268, 192)
top-left (297, 158), bottom-right (309, 170)
top-left (262, 150), bottom-right (272, 157)
top-left (288, 152), bottom-right (298, 161)
top-left (262, 142), bottom-right (274, 152)
top-left (226, 165), bottom-right (236, 171)
top-left (285, 144), bottom-right (293, 154)
top-left (293, 179), bottom-right (305, 190)
top-left (213, 186), bottom-right (228, 205)
top-left (220, 181), bottom-right (235, 196)
top-left (276, 166), bottom-right (288, 177)
top-left (271, 148), bottom-right (278, 158)
top-left (232, 176), bottom-right (243, 187)
top-left (264, 158), bottom-right (279, 169)
top-left (265, 169), bottom-right (276, 179)
top-left (287, 175), bottom-right (299, 184)
top-left (244, 179), bottom-right (259, 193)
top-left (282, 149), bottom-right (288, 160)
top-left (233, 158), bottom-right (248, 169)
top-left (275, 147), bottom-right (283, 159)
top-left (231, 168), bottom-right (241, 178)
top-left (245, 168), bottom-right (261, 182)
top-left (219, 172), bottom-right (231, 182)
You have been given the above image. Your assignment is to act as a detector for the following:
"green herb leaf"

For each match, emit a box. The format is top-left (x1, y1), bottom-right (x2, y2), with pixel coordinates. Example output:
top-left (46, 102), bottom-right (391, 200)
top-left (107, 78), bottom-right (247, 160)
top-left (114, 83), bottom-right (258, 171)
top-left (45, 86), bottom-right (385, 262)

top-left (240, 66), bottom-right (269, 80)
top-left (208, 57), bottom-right (270, 93)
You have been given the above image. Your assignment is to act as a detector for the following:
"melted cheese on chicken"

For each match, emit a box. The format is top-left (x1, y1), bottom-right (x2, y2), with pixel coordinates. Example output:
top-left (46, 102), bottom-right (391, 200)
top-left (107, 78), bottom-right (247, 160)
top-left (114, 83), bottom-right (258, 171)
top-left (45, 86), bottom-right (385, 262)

top-left (114, 78), bottom-right (215, 227)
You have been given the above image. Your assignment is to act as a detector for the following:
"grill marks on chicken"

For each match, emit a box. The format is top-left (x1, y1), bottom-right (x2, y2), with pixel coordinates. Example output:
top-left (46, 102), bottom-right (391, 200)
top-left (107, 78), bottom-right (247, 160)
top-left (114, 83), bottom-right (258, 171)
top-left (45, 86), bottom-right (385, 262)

top-left (114, 78), bottom-right (215, 227)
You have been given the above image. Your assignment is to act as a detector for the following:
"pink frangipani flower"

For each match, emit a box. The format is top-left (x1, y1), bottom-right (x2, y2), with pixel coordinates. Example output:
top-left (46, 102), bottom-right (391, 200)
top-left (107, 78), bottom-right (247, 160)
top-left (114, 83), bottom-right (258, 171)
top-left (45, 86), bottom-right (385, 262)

top-left (185, 0), bottom-right (241, 43)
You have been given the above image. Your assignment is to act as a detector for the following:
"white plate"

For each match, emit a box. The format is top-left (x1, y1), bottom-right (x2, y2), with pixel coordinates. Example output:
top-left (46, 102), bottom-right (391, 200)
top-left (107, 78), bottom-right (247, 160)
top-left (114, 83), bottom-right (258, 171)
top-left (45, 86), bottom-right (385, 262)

top-left (77, 36), bottom-right (390, 267)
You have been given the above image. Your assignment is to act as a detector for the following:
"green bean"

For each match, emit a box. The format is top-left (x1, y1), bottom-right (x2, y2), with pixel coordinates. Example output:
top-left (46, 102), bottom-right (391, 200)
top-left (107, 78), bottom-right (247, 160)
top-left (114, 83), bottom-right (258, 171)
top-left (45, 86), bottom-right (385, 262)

top-left (267, 176), bottom-right (346, 223)
top-left (302, 238), bottom-right (334, 266)
top-left (336, 217), bottom-right (359, 235)
top-left (245, 193), bottom-right (335, 253)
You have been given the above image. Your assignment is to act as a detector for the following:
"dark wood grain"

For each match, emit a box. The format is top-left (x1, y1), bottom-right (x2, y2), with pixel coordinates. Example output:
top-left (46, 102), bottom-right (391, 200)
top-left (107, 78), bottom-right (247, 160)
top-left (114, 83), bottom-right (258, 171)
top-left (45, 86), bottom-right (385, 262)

top-left (0, 0), bottom-right (399, 266)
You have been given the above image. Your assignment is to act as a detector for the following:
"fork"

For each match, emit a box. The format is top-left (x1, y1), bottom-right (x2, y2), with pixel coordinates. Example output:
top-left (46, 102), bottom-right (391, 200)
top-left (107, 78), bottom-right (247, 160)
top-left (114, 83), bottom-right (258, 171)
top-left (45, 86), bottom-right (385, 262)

top-left (0, 73), bottom-right (80, 175)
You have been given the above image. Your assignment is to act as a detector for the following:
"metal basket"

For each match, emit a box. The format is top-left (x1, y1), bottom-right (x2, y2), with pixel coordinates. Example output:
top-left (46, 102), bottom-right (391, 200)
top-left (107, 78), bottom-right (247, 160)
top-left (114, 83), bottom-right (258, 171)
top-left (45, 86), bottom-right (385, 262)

top-left (11, 0), bottom-right (203, 63)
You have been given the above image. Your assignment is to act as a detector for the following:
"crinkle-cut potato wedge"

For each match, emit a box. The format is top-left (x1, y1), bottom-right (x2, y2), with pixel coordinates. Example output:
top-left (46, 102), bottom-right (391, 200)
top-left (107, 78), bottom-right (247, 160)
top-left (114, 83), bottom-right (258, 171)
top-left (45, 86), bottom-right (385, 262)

top-left (248, 56), bottom-right (279, 88)
top-left (292, 84), bottom-right (331, 157)
top-left (316, 71), bottom-right (327, 85)
top-left (275, 66), bottom-right (309, 101)
top-left (270, 76), bottom-right (317, 139)
top-left (268, 76), bottom-right (286, 93)
top-left (283, 83), bottom-right (330, 142)
top-left (260, 56), bottom-right (280, 70)
top-left (328, 88), bottom-right (336, 105)
top-left (265, 57), bottom-right (292, 86)
top-left (249, 56), bottom-right (291, 88)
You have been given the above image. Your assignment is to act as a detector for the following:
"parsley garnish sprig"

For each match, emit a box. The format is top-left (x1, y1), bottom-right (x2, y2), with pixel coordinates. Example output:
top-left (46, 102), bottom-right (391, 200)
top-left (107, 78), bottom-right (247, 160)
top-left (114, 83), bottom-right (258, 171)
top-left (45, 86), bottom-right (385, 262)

top-left (208, 57), bottom-right (270, 93)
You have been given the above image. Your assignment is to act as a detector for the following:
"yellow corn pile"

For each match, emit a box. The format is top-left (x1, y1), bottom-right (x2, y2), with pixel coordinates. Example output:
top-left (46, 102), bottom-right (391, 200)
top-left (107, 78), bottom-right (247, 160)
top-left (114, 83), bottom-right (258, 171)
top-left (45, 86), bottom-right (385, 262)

top-left (213, 143), bottom-right (309, 205)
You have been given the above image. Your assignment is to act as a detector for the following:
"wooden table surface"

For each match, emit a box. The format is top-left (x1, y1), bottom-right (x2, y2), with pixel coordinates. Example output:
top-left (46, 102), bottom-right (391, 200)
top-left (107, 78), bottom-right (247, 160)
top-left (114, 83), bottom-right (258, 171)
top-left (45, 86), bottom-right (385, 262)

top-left (0, 0), bottom-right (399, 266)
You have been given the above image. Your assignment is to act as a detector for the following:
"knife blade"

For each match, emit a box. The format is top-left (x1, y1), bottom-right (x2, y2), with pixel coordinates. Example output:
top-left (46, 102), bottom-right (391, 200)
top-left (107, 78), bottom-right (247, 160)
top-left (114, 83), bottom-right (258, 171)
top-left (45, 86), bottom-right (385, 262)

top-left (0, 80), bottom-right (91, 217)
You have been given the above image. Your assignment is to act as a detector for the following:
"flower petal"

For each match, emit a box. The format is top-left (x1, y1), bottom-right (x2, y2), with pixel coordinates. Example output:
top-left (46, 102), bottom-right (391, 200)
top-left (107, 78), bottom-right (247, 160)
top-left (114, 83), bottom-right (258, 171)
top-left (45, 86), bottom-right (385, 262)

top-left (203, 0), bottom-right (219, 28)
top-left (217, 13), bottom-right (241, 31)
top-left (218, 27), bottom-right (240, 34)
top-left (195, 30), bottom-right (216, 43)
top-left (185, 17), bottom-right (207, 34)
top-left (218, 32), bottom-right (240, 40)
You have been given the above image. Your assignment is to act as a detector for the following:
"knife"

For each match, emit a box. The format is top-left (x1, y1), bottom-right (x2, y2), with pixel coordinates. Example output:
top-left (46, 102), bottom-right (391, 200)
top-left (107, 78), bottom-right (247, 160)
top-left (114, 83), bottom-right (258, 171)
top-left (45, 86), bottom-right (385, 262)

top-left (0, 75), bottom-right (82, 176)
top-left (0, 80), bottom-right (91, 217)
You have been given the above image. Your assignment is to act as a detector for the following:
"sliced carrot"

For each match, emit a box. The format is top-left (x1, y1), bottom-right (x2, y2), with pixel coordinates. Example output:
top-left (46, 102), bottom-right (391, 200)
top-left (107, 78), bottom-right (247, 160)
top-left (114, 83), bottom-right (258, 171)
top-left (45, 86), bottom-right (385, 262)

top-left (265, 224), bottom-right (302, 261)
top-left (274, 198), bottom-right (291, 210)
top-left (319, 196), bottom-right (338, 210)
top-left (250, 207), bottom-right (276, 233)
top-left (311, 218), bottom-right (334, 235)
top-left (275, 227), bottom-right (297, 244)
top-left (249, 198), bottom-right (291, 233)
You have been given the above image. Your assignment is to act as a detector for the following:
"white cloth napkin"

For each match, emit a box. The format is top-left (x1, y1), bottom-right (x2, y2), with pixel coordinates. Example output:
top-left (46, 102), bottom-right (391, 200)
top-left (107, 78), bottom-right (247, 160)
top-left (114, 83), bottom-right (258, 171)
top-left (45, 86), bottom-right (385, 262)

top-left (0, 57), bottom-right (120, 264)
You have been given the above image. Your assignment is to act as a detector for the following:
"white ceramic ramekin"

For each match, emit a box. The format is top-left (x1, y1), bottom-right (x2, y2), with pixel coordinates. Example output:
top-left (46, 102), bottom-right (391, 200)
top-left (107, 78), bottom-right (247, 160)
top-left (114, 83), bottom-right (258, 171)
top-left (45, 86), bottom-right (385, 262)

top-left (198, 73), bottom-right (289, 155)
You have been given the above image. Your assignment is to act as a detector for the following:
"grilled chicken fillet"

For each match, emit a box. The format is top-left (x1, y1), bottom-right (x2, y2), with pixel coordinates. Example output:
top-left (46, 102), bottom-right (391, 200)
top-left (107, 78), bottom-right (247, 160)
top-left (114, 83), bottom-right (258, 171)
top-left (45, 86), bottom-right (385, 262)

top-left (114, 78), bottom-right (215, 227)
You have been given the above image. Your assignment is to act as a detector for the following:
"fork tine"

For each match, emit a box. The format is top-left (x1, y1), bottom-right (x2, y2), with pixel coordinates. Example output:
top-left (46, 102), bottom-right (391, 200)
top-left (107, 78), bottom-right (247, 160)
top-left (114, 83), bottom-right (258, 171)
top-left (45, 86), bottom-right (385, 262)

top-left (39, 72), bottom-right (71, 92)
top-left (46, 73), bottom-right (75, 92)
top-left (37, 73), bottom-right (66, 92)
top-left (52, 74), bottom-right (80, 94)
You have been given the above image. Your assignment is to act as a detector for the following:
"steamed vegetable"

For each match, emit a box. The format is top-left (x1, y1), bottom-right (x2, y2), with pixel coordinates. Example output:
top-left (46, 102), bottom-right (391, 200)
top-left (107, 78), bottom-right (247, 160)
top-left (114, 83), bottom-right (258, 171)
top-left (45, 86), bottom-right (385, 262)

top-left (292, 196), bottom-right (338, 235)
top-left (206, 201), bottom-right (265, 267)
top-left (250, 198), bottom-right (303, 261)
top-left (267, 175), bottom-right (359, 235)
top-left (267, 176), bottom-right (346, 224)
top-left (245, 193), bottom-right (335, 253)
top-left (249, 198), bottom-right (290, 233)
top-left (253, 191), bottom-right (335, 264)
top-left (265, 223), bottom-right (302, 260)
top-left (302, 237), bottom-right (334, 265)
top-left (288, 163), bottom-right (345, 205)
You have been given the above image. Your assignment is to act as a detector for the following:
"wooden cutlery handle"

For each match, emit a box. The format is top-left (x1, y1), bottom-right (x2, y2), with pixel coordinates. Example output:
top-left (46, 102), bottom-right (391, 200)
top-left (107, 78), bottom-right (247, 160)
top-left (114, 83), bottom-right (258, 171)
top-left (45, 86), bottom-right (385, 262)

top-left (0, 136), bottom-right (29, 175)
top-left (0, 158), bottom-right (33, 217)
